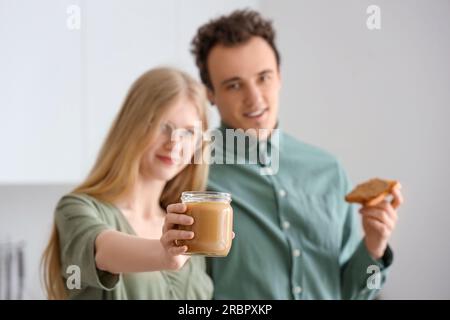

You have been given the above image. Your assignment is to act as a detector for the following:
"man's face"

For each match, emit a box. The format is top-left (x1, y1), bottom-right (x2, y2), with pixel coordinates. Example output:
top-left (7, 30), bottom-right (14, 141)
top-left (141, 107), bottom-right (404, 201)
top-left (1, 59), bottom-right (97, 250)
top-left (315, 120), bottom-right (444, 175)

top-left (207, 36), bottom-right (281, 135)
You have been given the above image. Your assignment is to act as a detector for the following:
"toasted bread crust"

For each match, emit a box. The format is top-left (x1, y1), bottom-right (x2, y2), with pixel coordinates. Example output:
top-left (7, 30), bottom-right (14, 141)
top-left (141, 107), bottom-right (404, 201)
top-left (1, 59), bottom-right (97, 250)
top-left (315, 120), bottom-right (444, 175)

top-left (345, 178), bottom-right (399, 205)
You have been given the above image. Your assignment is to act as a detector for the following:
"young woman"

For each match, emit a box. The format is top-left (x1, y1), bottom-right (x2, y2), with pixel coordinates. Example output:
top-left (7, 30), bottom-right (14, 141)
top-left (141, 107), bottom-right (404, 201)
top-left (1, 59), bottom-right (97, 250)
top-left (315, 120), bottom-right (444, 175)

top-left (41, 67), bottom-right (213, 299)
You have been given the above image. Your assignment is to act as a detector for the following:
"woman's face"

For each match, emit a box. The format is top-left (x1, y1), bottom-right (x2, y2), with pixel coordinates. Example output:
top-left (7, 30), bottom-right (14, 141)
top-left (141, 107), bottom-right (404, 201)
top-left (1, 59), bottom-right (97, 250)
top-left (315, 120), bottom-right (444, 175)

top-left (139, 96), bottom-right (202, 182)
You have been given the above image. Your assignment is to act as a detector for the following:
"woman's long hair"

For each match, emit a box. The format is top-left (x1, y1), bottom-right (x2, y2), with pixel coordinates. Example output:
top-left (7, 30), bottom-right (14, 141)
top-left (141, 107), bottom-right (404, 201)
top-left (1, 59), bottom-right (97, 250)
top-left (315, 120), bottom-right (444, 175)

top-left (41, 67), bottom-right (209, 299)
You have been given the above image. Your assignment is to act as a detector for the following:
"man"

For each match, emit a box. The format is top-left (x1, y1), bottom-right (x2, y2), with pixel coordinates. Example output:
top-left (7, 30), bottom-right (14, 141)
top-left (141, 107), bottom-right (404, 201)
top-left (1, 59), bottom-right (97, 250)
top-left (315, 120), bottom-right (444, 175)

top-left (190, 9), bottom-right (403, 299)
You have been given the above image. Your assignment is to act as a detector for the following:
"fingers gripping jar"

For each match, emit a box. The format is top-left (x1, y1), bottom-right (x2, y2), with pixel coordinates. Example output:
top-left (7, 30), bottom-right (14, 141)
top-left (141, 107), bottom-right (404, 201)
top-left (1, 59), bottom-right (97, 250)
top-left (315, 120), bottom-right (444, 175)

top-left (178, 191), bottom-right (233, 257)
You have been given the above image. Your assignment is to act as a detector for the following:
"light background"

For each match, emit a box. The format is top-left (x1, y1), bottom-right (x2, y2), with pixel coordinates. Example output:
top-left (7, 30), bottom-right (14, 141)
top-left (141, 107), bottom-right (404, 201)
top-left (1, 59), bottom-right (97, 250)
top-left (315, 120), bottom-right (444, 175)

top-left (1, 0), bottom-right (449, 299)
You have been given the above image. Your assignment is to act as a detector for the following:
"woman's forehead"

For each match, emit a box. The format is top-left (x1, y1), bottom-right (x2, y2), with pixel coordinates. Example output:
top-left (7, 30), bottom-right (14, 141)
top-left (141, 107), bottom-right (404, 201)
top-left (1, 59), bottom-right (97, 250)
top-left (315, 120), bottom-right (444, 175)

top-left (162, 98), bottom-right (201, 127)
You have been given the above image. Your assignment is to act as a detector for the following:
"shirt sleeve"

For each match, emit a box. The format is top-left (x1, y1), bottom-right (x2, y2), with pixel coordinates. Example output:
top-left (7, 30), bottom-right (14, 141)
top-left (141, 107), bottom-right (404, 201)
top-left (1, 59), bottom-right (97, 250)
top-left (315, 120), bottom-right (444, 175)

top-left (337, 165), bottom-right (394, 300)
top-left (54, 194), bottom-right (120, 292)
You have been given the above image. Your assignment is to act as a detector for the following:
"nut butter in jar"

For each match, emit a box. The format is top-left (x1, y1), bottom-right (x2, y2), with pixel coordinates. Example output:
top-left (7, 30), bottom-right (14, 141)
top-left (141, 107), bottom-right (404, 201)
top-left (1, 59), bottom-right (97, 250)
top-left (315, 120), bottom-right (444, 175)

top-left (178, 191), bottom-right (233, 257)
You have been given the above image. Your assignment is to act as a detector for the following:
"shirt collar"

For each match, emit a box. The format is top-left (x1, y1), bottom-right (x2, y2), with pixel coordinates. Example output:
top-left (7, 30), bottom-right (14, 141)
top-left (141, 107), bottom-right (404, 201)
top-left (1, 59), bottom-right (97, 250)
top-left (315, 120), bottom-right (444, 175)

top-left (217, 121), bottom-right (283, 150)
top-left (215, 121), bottom-right (283, 166)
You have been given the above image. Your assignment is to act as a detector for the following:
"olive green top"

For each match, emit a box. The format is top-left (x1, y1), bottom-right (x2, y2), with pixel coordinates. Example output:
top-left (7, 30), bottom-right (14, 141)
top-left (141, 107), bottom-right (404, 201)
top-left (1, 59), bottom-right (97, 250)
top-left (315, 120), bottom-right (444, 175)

top-left (54, 193), bottom-right (213, 300)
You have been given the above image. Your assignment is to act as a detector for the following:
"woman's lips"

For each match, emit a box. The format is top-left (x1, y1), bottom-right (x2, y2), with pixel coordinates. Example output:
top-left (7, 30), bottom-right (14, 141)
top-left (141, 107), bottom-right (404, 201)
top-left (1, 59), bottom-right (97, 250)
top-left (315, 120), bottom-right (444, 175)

top-left (156, 155), bottom-right (175, 165)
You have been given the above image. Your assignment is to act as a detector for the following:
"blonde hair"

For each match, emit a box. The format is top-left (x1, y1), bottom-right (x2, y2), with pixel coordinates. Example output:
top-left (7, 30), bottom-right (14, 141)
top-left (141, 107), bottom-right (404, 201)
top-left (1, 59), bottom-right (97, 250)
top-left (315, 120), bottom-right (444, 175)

top-left (41, 67), bottom-right (209, 299)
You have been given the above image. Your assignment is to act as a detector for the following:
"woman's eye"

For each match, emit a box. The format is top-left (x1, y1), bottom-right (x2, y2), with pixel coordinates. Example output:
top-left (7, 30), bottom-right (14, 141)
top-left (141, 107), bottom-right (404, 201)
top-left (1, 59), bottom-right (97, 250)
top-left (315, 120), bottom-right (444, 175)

top-left (160, 123), bottom-right (171, 133)
top-left (182, 129), bottom-right (195, 138)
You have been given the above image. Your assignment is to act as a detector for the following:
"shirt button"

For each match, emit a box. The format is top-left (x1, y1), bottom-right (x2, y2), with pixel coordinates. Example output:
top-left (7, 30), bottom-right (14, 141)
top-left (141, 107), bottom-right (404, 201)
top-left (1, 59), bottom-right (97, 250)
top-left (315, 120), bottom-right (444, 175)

top-left (293, 249), bottom-right (301, 257)
top-left (279, 189), bottom-right (287, 197)
top-left (293, 286), bottom-right (302, 295)
top-left (260, 152), bottom-right (270, 166)
top-left (282, 221), bottom-right (290, 230)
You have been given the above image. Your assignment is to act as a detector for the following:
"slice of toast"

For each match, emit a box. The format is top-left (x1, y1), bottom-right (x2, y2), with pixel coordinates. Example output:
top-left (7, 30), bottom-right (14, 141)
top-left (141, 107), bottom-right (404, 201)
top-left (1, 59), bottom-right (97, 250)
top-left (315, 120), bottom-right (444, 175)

top-left (345, 178), bottom-right (399, 206)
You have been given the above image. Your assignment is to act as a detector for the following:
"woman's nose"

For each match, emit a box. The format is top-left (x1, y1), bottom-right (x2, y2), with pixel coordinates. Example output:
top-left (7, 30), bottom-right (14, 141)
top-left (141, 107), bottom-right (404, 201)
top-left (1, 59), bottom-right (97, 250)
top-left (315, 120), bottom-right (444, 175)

top-left (164, 137), bottom-right (179, 150)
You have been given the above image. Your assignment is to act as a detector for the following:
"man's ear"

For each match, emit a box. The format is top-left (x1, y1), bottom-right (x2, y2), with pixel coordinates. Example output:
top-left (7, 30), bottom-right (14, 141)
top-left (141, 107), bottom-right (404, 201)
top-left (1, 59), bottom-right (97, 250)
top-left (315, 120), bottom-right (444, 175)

top-left (207, 88), bottom-right (215, 106)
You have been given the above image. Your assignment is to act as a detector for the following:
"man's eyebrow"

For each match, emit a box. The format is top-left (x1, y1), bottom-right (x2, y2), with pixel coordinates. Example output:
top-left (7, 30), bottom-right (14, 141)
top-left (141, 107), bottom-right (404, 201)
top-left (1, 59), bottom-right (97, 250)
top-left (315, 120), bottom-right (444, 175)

top-left (221, 77), bottom-right (241, 86)
top-left (220, 69), bottom-right (275, 87)
top-left (258, 69), bottom-right (274, 76)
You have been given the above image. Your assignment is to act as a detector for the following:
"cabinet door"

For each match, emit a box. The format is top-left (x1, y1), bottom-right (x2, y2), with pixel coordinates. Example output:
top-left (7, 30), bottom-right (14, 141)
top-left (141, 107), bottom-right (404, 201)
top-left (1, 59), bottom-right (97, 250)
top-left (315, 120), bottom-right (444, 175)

top-left (0, 0), bottom-right (83, 183)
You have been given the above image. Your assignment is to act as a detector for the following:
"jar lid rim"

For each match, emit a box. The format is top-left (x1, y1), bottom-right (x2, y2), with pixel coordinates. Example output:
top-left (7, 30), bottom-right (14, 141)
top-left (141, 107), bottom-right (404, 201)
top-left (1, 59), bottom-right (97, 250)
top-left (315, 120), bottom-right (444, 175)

top-left (181, 191), bottom-right (231, 202)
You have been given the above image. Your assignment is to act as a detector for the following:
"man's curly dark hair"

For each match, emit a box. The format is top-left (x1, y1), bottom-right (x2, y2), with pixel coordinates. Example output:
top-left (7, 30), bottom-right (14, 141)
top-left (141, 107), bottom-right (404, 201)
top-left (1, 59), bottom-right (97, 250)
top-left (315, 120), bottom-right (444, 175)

top-left (191, 9), bottom-right (281, 91)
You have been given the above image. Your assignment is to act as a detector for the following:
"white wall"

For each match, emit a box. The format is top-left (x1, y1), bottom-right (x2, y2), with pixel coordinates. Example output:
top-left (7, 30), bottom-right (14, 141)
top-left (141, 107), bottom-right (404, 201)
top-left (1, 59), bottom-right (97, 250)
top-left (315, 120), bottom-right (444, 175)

top-left (0, 0), bottom-right (83, 183)
top-left (260, 0), bottom-right (450, 299)
top-left (1, 0), bottom-right (449, 299)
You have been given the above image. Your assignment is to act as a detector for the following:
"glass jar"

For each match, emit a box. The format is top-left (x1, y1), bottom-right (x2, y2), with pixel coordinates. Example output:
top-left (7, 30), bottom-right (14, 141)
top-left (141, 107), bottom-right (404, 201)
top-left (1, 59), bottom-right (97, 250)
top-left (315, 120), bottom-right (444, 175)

top-left (178, 191), bottom-right (233, 257)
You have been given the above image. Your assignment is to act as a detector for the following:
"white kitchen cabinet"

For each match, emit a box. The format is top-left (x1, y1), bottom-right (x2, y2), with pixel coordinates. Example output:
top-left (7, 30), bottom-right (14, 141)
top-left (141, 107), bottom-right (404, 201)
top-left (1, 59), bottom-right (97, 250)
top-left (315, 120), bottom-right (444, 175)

top-left (0, 0), bottom-right (83, 184)
top-left (0, 0), bottom-right (259, 184)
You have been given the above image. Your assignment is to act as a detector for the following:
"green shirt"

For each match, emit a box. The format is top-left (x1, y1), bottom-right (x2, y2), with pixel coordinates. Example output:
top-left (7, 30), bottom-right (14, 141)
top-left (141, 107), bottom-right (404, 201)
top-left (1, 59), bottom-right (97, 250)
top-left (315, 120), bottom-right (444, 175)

top-left (55, 193), bottom-right (213, 300)
top-left (207, 124), bottom-right (393, 300)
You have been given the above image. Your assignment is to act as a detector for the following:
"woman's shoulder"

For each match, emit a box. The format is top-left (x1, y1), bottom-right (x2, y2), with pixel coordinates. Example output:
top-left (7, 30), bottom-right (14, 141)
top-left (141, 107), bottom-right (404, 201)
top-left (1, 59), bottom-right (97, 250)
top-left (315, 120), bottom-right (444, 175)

top-left (56, 192), bottom-right (103, 211)
top-left (55, 192), bottom-right (117, 221)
